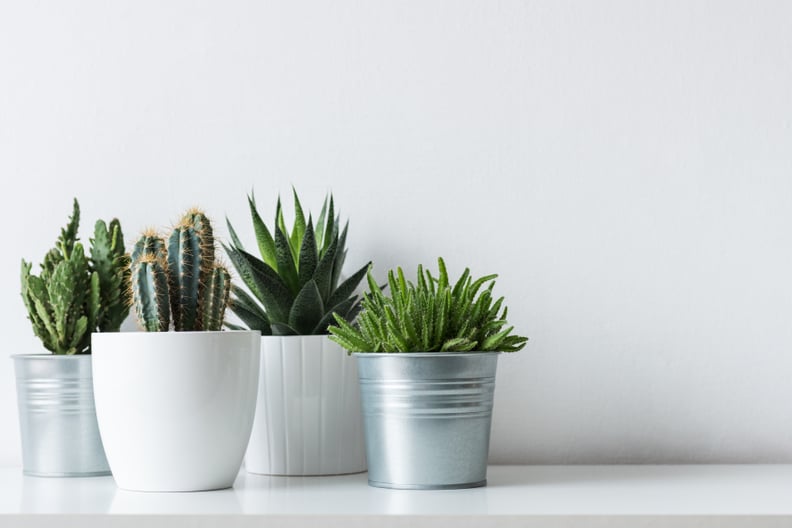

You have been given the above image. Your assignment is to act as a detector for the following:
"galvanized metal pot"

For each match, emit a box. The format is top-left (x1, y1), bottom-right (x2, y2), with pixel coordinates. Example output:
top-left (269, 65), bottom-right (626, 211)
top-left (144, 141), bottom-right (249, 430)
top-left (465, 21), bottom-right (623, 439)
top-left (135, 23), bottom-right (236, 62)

top-left (12, 354), bottom-right (110, 477)
top-left (245, 335), bottom-right (366, 476)
top-left (355, 352), bottom-right (499, 490)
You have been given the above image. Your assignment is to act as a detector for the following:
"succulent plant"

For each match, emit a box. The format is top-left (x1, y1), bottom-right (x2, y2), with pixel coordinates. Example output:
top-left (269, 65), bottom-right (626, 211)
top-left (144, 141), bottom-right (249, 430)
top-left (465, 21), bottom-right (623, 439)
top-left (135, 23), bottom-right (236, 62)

top-left (129, 210), bottom-right (231, 332)
top-left (20, 199), bottom-right (130, 355)
top-left (224, 190), bottom-right (370, 335)
top-left (329, 257), bottom-right (528, 353)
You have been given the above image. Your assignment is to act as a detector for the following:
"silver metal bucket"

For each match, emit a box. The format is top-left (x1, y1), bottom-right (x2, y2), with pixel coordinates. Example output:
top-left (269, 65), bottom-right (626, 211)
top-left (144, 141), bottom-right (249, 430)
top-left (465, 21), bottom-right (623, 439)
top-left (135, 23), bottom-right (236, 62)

top-left (13, 354), bottom-right (110, 477)
top-left (354, 352), bottom-right (499, 490)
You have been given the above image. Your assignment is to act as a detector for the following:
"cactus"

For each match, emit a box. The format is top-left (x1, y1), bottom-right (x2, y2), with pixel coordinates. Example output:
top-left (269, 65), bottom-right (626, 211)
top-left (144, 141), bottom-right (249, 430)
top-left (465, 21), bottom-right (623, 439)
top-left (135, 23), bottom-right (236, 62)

top-left (224, 189), bottom-right (370, 335)
top-left (130, 235), bottom-right (170, 332)
top-left (129, 210), bottom-right (231, 332)
top-left (20, 199), bottom-right (130, 355)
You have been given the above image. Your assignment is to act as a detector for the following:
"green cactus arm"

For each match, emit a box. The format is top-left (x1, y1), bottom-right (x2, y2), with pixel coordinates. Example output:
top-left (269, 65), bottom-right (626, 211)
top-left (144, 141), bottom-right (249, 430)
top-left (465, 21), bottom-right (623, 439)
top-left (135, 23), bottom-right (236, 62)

top-left (167, 226), bottom-right (202, 331)
top-left (49, 244), bottom-right (91, 354)
top-left (131, 256), bottom-right (170, 332)
top-left (41, 199), bottom-right (80, 276)
top-left (90, 220), bottom-right (127, 332)
top-left (203, 266), bottom-right (231, 332)
top-left (68, 316), bottom-right (89, 355)
top-left (132, 233), bottom-right (167, 263)
top-left (86, 271), bottom-right (100, 340)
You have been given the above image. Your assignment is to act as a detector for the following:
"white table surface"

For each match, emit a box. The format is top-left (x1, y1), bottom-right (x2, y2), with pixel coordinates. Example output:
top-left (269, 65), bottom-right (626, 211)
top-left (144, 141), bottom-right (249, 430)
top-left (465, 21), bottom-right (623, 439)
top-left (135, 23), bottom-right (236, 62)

top-left (2, 465), bottom-right (792, 527)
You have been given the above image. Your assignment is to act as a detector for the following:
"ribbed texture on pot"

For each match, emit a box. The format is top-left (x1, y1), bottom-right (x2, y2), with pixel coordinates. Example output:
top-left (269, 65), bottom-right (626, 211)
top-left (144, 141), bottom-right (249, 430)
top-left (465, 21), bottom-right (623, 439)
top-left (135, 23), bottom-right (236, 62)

top-left (13, 355), bottom-right (110, 477)
top-left (244, 336), bottom-right (366, 476)
top-left (355, 353), bottom-right (499, 489)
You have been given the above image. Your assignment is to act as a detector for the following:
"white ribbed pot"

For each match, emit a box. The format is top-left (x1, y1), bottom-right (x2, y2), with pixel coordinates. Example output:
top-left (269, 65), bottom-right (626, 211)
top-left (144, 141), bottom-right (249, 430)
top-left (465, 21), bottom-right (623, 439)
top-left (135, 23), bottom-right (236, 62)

top-left (91, 331), bottom-right (260, 492)
top-left (244, 335), bottom-right (366, 476)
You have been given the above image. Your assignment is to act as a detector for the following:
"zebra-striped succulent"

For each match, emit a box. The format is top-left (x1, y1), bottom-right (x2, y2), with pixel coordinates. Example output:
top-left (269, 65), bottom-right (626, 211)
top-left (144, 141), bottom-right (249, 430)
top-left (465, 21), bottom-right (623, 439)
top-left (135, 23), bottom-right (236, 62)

top-left (130, 210), bottom-right (231, 332)
top-left (224, 190), bottom-right (369, 336)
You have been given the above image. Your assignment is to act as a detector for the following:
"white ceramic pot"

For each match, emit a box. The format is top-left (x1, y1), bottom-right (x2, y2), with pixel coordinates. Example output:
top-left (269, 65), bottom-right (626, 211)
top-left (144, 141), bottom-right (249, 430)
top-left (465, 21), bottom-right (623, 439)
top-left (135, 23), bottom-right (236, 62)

top-left (245, 335), bottom-right (366, 476)
top-left (91, 331), bottom-right (260, 492)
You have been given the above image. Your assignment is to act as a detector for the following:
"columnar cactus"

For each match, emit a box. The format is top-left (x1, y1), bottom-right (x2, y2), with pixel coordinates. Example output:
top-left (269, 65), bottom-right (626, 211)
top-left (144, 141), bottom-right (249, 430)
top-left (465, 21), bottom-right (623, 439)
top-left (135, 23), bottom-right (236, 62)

top-left (20, 199), bottom-right (130, 355)
top-left (130, 210), bottom-right (231, 332)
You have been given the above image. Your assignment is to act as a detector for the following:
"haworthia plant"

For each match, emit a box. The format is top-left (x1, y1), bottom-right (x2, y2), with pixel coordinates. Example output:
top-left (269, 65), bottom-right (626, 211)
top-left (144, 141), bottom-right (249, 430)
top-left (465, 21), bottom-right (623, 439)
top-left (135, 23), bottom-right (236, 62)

top-left (329, 257), bottom-right (528, 353)
top-left (129, 210), bottom-right (231, 332)
top-left (20, 199), bottom-right (130, 355)
top-left (224, 189), bottom-right (370, 335)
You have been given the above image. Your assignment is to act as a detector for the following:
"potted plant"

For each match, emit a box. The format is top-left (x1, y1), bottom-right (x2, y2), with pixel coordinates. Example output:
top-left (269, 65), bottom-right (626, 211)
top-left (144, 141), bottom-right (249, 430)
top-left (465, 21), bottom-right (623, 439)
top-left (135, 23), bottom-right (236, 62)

top-left (16, 199), bottom-right (128, 477)
top-left (91, 210), bottom-right (260, 492)
top-left (224, 190), bottom-right (369, 476)
top-left (329, 257), bottom-right (528, 489)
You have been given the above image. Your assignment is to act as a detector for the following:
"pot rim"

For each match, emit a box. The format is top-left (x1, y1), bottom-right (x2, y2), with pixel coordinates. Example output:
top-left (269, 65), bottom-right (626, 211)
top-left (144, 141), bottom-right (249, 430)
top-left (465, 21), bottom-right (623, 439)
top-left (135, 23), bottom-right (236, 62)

top-left (352, 351), bottom-right (502, 358)
top-left (259, 334), bottom-right (331, 340)
top-left (90, 329), bottom-right (260, 338)
top-left (11, 353), bottom-right (91, 360)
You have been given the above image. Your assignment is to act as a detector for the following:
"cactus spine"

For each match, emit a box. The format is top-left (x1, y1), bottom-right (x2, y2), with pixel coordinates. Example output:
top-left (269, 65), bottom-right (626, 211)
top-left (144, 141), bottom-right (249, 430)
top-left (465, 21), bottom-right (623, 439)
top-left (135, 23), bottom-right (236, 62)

top-left (130, 211), bottom-right (231, 332)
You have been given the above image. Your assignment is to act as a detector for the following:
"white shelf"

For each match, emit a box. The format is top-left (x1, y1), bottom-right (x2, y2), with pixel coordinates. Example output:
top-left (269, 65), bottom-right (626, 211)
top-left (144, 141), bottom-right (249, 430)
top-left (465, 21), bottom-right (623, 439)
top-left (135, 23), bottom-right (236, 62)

top-left (2, 465), bottom-right (791, 527)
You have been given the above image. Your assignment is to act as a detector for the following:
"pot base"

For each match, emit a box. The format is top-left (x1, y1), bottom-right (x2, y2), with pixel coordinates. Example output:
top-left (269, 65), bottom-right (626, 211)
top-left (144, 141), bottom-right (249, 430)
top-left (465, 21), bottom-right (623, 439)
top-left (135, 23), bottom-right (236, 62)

top-left (368, 479), bottom-right (487, 490)
top-left (23, 470), bottom-right (111, 478)
top-left (247, 469), bottom-right (368, 477)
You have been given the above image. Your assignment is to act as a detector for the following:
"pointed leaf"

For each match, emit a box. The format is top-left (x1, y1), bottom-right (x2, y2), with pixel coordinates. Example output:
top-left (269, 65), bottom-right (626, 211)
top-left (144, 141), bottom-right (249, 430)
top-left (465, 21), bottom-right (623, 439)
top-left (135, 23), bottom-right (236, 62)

top-left (288, 279), bottom-right (324, 334)
top-left (274, 226), bottom-right (299, 294)
top-left (290, 187), bottom-right (307, 260)
top-left (298, 220), bottom-right (318, 286)
top-left (311, 297), bottom-right (356, 335)
top-left (248, 195), bottom-right (277, 269)
top-left (327, 261), bottom-right (369, 309)
top-left (271, 322), bottom-right (299, 336)
top-left (223, 243), bottom-right (293, 323)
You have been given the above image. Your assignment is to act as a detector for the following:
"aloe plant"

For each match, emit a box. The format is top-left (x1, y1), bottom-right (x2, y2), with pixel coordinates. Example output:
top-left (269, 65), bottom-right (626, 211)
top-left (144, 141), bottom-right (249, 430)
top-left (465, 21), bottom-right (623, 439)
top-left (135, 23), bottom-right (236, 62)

top-left (329, 257), bottom-right (528, 353)
top-left (129, 210), bottom-right (231, 332)
top-left (20, 199), bottom-right (130, 355)
top-left (224, 190), bottom-right (369, 335)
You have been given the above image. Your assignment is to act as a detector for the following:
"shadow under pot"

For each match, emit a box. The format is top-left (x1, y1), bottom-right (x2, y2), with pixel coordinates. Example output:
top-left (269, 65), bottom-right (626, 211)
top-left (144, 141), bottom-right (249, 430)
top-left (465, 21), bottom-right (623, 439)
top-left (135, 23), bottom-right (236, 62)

top-left (91, 330), bottom-right (260, 492)
top-left (12, 354), bottom-right (110, 477)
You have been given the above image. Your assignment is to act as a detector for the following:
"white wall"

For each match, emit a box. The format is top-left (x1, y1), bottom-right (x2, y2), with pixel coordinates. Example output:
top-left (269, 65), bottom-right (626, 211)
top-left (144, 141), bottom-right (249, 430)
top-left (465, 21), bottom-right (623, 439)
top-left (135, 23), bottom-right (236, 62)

top-left (1, 0), bottom-right (791, 467)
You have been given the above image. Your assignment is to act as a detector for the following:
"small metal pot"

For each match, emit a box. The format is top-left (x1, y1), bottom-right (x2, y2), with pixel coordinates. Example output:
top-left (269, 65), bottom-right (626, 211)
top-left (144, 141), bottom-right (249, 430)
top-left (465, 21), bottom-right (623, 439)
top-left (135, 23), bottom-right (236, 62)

top-left (354, 352), bottom-right (499, 490)
top-left (12, 354), bottom-right (110, 477)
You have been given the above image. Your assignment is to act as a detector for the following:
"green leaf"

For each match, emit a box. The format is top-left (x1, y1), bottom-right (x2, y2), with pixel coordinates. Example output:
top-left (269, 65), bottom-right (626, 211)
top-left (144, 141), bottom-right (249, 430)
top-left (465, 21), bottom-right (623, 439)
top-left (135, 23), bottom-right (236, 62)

top-left (271, 322), bottom-right (299, 336)
top-left (274, 226), bottom-right (299, 294)
top-left (315, 195), bottom-right (329, 251)
top-left (297, 220), bottom-right (318, 286)
top-left (230, 296), bottom-right (272, 335)
top-left (331, 221), bottom-right (349, 289)
top-left (327, 262), bottom-right (369, 309)
top-left (288, 280), bottom-right (324, 334)
top-left (313, 231), bottom-right (338, 303)
top-left (223, 243), bottom-right (293, 323)
top-left (290, 187), bottom-right (307, 261)
top-left (311, 297), bottom-right (356, 335)
top-left (226, 217), bottom-right (245, 250)
top-left (248, 194), bottom-right (277, 270)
